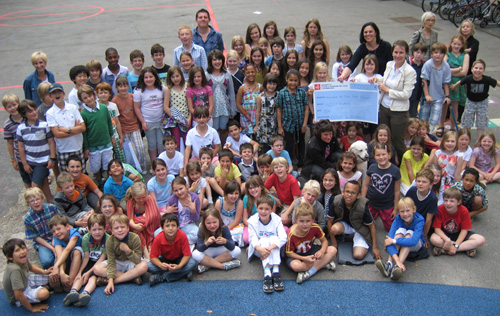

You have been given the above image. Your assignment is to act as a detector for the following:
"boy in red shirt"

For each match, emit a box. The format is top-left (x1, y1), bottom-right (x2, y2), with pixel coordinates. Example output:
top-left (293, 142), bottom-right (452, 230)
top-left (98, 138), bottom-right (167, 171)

top-left (430, 187), bottom-right (485, 257)
top-left (148, 214), bottom-right (197, 286)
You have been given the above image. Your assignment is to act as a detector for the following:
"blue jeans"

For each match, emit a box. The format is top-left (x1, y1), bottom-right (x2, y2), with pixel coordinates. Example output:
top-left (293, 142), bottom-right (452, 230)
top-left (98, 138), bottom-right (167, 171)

top-left (38, 245), bottom-right (55, 269)
top-left (147, 256), bottom-right (197, 282)
top-left (419, 99), bottom-right (443, 132)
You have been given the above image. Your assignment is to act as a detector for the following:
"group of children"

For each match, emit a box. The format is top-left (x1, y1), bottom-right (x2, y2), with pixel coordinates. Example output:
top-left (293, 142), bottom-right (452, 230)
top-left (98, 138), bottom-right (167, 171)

top-left (1, 11), bottom-right (495, 311)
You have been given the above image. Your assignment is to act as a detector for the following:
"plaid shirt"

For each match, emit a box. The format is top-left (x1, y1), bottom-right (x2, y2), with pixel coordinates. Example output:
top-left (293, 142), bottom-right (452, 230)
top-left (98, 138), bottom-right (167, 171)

top-left (24, 203), bottom-right (61, 249)
top-left (276, 87), bottom-right (307, 134)
top-left (452, 181), bottom-right (488, 210)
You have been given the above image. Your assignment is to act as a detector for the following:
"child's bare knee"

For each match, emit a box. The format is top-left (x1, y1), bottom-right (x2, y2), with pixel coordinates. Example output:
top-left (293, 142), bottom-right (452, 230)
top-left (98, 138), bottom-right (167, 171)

top-left (37, 288), bottom-right (50, 301)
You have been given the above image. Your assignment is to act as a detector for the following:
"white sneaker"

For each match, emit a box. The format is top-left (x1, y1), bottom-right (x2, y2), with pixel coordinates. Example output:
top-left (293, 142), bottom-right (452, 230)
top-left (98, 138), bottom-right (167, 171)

top-left (296, 271), bottom-right (311, 284)
top-left (325, 259), bottom-right (336, 271)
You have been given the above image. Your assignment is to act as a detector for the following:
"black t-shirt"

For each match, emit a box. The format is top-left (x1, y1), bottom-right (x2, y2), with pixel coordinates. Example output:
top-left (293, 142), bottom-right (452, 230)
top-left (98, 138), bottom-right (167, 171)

top-left (405, 186), bottom-right (438, 218)
top-left (460, 75), bottom-right (497, 102)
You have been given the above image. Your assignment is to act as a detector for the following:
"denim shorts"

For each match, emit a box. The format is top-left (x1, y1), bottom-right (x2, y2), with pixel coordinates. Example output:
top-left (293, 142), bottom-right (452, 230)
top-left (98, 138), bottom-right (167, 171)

top-left (29, 164), bottom-right (50, 185)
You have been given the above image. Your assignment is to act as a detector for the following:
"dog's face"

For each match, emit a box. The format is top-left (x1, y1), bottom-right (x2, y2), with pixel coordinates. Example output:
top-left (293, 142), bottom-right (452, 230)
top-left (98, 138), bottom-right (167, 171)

top-left (348, 140), bottom-right (369, 162)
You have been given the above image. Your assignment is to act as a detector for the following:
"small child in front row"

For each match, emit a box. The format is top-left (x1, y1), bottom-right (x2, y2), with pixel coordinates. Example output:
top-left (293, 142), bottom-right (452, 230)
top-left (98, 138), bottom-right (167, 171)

top-left (375, 198), bottom-right (425, 281)
top-left (248, 195), bottom-right (287, 294)
top-left (430, 187), bottom-right (486, 257)
top-left (2, 238), bottom-right (51, 312)
top-left (93, 214), bottom-right (148, 294)
top-left (285, 203), bottom-right (337, 284)
top-left (192, 208), bottom-right (242, 274)
top-left (362, 143), bottom-right (401, 231)
top-left (452, 168), bottom-right (488, 217)
top-left (63, 214), bottom-right (109, 307)
top-left (450, 59), bottom-right (500, 141)
top-left (48, 215), bottom-right (83, 293)
top-left (147, 213), bottom-right (197, 286)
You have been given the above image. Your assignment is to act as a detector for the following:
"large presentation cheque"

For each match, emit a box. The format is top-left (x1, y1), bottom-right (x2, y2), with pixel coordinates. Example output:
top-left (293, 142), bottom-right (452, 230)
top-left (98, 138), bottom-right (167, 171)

top-left (313, 82), bottom-right (379, 124)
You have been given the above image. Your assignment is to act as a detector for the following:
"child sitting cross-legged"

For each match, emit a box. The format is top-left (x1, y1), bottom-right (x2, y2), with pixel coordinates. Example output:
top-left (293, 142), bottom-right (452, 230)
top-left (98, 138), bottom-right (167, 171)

top-left (452, 168), bottom-right (488, 218)
top-left (248, 195), bottom-right (287, 294)
top-left (2, 238), bottom-right (51, 313)
top-left (148, 213), bottom-right (197, 286)
top-left (430, 187), bottom-right (486, 257)
top-left (285, 203), bottom-right (337, 284)
top-left (54, 172), bottom-right (94, 231)
top-left (93, 214), bottom-right (148, 294)
top-left (63, 214), bottom-right (109, 307)
top-left (48, 215), bottom-right (83, 293)
top-left (212, 149), bottom-right (242, 196)
top-left (192, 208), bottom-right (242, 274)
top-left (375, 198), bottom-right (425, 281)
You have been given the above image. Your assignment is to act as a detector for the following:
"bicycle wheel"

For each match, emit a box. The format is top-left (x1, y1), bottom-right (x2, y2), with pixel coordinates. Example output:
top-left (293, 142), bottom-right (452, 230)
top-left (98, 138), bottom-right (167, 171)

top-left (422, 0), bottom-right (441, 12)
top-left (439, 0), bottom-right (457, 20)
top-left (453, 5), bottom-right (475, 27)
top-left (490, 4), bottom-right (500, 23)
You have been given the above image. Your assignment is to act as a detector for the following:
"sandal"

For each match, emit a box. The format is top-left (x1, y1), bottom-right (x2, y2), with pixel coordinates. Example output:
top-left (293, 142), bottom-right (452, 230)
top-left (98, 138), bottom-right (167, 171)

top-left (467, 249), bottom-right (477, 258)
top-left (433, 247), bottom-right (443, 256)
top-left (435, 127), bottom-right (445, 138)
top-left (263, 276), bottom-right (274, 294)
top-left (273, 273), bottom-right (284, 291)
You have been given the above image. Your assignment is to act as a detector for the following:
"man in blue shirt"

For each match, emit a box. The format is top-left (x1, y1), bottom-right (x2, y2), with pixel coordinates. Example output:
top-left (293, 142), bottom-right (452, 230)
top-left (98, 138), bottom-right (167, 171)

top-left (192, 8), bottom-right (224, 55)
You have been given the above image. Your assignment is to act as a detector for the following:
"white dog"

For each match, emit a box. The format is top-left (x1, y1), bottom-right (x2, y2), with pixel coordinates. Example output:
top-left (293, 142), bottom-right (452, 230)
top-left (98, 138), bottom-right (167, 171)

top-left (348, 140), bottom-right (369, 184)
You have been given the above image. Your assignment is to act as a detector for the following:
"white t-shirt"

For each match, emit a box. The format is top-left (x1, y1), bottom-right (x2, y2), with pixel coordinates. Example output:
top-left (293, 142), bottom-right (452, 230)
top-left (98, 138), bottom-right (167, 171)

top-left (133, 87), bottom-right (165, 123)
top-left (184, 176), bottom-right (207, 194)
top-left (457, 146), bottom-right (473, 163)
top-left (46, 102), bottom-right (84, 153)
top-left (185, 126), bottom-right (221, 159)
top-left (225, 134), bottom-right (252, 153)
top-left (158, 151), bottom-right (184, 175)
top-left (68, 87), bottom-right (84, 109)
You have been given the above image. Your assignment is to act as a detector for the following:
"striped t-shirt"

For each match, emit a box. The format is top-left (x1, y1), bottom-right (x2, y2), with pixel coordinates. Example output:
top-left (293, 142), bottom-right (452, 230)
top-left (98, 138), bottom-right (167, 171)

top-left (16, 119), bottom-right (53, 166)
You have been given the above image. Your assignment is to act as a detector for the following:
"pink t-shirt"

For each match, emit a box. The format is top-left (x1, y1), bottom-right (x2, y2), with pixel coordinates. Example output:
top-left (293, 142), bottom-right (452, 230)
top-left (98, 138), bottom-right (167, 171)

top-left (186, 86), bottom-right (213, 109)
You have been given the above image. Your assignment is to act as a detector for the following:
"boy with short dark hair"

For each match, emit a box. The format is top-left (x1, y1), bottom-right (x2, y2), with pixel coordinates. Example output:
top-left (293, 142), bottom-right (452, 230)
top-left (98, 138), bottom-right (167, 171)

top-left (452, 167), bottom-right (488, 217)
top-left (112, 76), bottom-right (147, 173)
top-left (68, 65), bottom-right (90, 109)
top-left (54, 172), bottom-right (94, 228)
top-left (200, 147), bottom-right (216, 178)
top-left (184, 106), bottom-right (221, 168)
top-left (409, 42), bottom-right (428, 118)
top-left (265, 37), bottom-right (285, 67)
top-left (430, 187), bottom-right (486, 257)
top-left (2, 238), bottom-right (51, 312)
top-left (286, 203), bottom-right (336, 284)
top-left (3, 93), bottom-right (31, 188)
top-left (420, 42), bottom-right (452, 134)
top-left (79, 84), bottom-right (115, 182)
top-left (151, 43), bottom-right (171, 86)
top-left (23, 187), bottom-right (61, 269)
top-left (238, 143), bottom-right (259, 182)
top-left (225, 119), bottom-right (259, 158)
top-left (127, 49), bottom-right (144, 93)
top-left (405, 168), bottom-right (438, 244)
top-left (101, 47), bottom-right (129, 95)
top-left (66, 155), bottom-right (102, 209)
top-left (48, 215), bottom-right (83, 293)
top-left (93, 214), bottom-right (148, 294)
top-left (86, 59), bottom-right (103, 90)
top-left (63, 213), bottom-right (109, 307)
top-left (17, 99), bottom-right (56, 203)
top-left (148, 213), bottom-right (197, 286)
top-left (46, 83), bottom-right (87, 174)
top-left (158, 135), bottom-right (185, 177)
top-left (214, 149), bottom-right (242, 194)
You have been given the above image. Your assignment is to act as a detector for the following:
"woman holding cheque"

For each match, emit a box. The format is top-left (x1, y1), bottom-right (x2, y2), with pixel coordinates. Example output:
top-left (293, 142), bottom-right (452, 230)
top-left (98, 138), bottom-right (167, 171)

top-left (369, 40), bottom-right (416, 163)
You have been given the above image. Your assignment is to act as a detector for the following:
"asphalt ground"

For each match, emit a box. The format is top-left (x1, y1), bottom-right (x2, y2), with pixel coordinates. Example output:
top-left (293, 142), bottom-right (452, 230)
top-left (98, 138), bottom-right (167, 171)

top-left (1, 0), bottom-right (500, 312)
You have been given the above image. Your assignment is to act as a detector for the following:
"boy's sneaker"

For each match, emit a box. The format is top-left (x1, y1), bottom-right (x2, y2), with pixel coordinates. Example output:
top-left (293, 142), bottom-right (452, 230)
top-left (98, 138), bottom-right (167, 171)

top-left (149, 273), bottom-right (166, 287)
top-left (223, 259), bottom-right (241, 271)
top-left (74, 293), bottom-right (91, 307)
top-left (273, 273), bottom-right (284, 291)
top-left (391, 266), bottom-right (402, 281)
top-left (263, 276), bottom-right (274, 293)
top-left (63, 291), bottom-right (80, 306)
top-left (197, 264), bottom-right (209, 274)
top-left (186, 271), bottom-right (193, 281)
top-left (296, 271), bottom-right (311, 284)
top-left (325, 259), bottom-right (337, 271)
top-left (375, 260), bottom-right (392, 278)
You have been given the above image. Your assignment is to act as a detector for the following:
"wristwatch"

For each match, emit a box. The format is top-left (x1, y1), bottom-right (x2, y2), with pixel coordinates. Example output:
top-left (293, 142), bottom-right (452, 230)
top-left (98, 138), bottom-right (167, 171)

top-left (67, 127), bottom-right (71, 134)
top-left (454, 244), bottom-right (459, 249)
